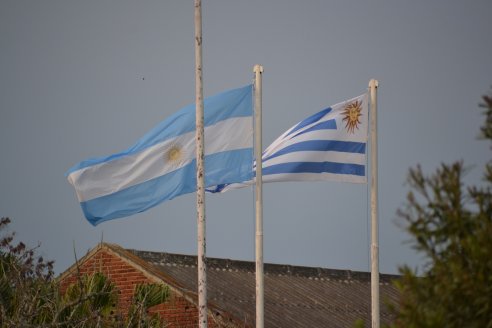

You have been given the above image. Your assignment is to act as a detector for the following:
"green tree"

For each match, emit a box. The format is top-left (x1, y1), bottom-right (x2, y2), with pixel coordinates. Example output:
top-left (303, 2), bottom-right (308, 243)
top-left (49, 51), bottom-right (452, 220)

top-left (0, 217), bottom-right (57, 327)
top-left (0, 217), bottom-right (170, 328)
top-left (387, 92), bottom-right (492, 327)
top-left (56, 272), bottom-right (118, 327)
top-left (125, 283), bottom-right (170, 328)
top-left (59, 272), bottom-right (169, 328)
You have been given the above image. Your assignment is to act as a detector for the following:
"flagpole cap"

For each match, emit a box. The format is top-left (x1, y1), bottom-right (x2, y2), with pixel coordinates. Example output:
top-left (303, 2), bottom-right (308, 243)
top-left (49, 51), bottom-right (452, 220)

top-left (368, 79), bottom-right (379, 88)
top-left (253, 65), bottom-right (264, 73)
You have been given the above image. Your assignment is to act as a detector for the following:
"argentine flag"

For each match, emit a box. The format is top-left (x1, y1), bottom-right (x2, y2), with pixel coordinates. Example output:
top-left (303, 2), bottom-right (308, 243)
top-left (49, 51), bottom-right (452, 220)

top-left (67, 85), bottom-right (253, 226)
top-left (209, 93), bottom-right (368, 193)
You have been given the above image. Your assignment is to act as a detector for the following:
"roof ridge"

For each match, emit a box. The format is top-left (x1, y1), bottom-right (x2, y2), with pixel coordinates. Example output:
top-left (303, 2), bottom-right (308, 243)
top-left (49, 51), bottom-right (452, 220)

top-left (127, 248), bottom-right (399, 283)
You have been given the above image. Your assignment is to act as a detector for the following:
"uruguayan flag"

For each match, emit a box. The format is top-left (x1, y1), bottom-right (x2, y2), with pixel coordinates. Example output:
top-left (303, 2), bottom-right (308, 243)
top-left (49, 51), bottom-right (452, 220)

top-left (67, 85), bottom-right (253, 226)
top-left (209, 93), bottom-right (367, 192)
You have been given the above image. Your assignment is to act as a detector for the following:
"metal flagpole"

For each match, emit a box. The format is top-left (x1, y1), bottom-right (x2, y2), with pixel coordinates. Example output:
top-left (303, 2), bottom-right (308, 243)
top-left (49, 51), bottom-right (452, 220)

top-left (194, 0), bottom-right (207, 327)
top-left (254, 64), bottom-right (264, 328)
top-left (369, 79), bottom-right (379, 328)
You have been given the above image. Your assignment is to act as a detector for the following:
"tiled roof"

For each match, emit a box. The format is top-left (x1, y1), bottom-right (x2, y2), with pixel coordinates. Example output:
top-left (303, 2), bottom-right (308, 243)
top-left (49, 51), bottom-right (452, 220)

top-left (127, 248), bottom-right (400, 328)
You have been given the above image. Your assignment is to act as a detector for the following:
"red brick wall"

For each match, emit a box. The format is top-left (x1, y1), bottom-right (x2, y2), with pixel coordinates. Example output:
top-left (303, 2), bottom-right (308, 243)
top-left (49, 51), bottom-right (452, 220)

top-left (59, 248), bottom-right (219, 328)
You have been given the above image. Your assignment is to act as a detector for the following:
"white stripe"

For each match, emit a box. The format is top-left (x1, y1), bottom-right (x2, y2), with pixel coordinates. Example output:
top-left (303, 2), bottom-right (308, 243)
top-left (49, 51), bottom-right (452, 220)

top-left (68, 116), bottom-right (252, 202)
top-left (263, 150), bottom-right (366, 168)
top-left (205, 117), bottom-right (252, 155)
top-left (263, 172), bottom-right (366, 183)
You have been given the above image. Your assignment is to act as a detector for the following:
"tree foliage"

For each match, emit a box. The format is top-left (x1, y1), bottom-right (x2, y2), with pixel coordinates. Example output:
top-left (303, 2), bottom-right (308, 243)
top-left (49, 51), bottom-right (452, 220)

top-left (388, 92), bottom-right (492, 327)
top-left (0, 217), bottom-right (56, 327)
top-left (0, 217), bottom-right (170, 328)
top-left (126, 283), bottom-right (170, 328)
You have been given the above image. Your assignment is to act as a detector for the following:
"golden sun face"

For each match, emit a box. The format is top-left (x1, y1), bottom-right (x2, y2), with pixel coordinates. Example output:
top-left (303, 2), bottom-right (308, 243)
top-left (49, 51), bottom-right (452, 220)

top-left (342, 100), bottom-right (363, 134)
top-left (166, 144), bottom-right (184, 166)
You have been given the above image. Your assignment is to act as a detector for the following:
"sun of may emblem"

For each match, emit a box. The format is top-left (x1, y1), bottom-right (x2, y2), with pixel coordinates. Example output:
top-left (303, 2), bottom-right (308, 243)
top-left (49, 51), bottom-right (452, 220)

top-left (166, 144), bottom-right (184, 165)
top-left (342, 100), bottom-right (363, 134)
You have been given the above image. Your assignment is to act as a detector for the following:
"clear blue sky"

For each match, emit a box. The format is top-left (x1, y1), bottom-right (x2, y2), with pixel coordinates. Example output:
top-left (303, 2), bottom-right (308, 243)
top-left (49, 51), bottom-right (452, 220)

top-left (1, 0), bottom-right (491, 275)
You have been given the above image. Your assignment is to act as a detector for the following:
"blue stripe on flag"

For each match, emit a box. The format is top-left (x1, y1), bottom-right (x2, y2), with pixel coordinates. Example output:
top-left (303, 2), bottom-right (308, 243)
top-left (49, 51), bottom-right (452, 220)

top-left (263, 161), bottom-right (365, 177)
top-left (287, 107), bottom-right (332, 137)
top-left (81, 148), bottom-right (252, 226)
top-left (205, 148), bottom-right (253, 187)
top-left (81, 161), bottom-right (195, 226)
top-left (263, 140), bottom-right (366, 162)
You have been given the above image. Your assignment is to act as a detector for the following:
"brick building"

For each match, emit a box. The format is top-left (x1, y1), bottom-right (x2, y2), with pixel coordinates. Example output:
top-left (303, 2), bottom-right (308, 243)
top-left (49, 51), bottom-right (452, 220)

top-left (59, 243), bottom-right (399, 327)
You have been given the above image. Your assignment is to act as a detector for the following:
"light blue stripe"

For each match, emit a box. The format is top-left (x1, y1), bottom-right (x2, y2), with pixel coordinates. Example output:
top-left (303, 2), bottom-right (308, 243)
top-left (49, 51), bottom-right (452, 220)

top-left (67, 84), bottom-right (252, 175)
top-left (263, 161), bottom-right (365, 177)
top-left (80, 148), bottom-right (253, 226)
top-left (263, 140), bottom-right (366, 163)
top-left (286, 107), bottom-right (332, 137)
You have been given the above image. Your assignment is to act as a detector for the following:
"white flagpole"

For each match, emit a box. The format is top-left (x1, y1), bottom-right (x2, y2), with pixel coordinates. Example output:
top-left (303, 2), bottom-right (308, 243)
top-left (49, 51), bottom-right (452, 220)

top-left (194, 0), bottom-right (207, 327)
top-left (369, 79), bottom-right (379, 328)
top-left (254, 64), bottom-right (264, 328)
